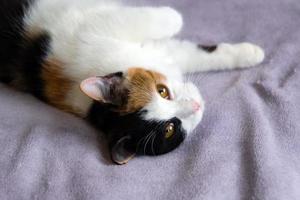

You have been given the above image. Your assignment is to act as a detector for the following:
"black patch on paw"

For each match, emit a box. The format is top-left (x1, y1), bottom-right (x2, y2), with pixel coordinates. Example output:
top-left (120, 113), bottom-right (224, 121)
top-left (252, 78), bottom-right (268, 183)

top-left (198, 45), bottom-right (217, 53)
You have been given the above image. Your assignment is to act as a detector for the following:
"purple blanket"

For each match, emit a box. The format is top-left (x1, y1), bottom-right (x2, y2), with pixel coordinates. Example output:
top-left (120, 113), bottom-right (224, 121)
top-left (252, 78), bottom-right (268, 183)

top-left (1, 0), bottom-right (300, 199)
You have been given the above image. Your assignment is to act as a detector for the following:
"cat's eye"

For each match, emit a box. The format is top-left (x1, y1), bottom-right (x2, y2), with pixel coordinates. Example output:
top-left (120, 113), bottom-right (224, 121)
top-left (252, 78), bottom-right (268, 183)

top-left (165, 123), bottom-right (175, 139)
top-left (157, 84), bottom-right (170, 99)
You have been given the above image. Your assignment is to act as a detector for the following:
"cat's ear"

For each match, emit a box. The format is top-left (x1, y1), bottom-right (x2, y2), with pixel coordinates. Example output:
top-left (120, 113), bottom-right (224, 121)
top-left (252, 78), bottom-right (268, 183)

top-left (111, 136), bottom-right (135, 165)
top-left (80, 72), bottom-right (128, 106)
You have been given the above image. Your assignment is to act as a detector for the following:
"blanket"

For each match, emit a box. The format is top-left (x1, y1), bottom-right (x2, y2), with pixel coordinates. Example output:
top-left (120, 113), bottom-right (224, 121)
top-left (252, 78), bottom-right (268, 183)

top-left (1, 0), bottom-right (300, 199)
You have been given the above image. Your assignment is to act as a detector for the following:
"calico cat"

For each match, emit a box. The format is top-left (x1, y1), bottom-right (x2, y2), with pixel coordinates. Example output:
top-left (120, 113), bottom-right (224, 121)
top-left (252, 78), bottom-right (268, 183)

top-left (0, 0), bottom-right (264, 164)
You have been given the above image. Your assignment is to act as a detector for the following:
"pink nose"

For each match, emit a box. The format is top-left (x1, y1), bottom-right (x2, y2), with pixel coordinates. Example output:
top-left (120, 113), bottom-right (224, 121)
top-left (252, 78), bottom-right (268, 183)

top-left (192, 101), bottom-right (201, 112)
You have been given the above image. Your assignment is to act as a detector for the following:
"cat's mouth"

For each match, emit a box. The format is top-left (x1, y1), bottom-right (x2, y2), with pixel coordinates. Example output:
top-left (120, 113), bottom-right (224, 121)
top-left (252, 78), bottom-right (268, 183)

top-left (180, 100), bottom-right (205, 134)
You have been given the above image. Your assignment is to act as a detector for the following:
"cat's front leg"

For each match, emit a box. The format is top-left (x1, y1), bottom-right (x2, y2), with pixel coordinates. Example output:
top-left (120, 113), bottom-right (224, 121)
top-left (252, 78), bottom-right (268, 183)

top-left (209, 42), bottom-right (265, 69)
top-left (86, 6), bottom-right (183, 42)
top-left (184, 42), bottom-right (265, 72)
top-left (146, 39), bottom-right (265, 73)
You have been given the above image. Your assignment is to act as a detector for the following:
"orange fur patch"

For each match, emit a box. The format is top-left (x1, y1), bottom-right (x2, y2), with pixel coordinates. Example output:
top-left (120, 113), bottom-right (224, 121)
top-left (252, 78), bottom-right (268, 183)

top-left (41, 59), bottom-right (81, 115)
top-left (120, 68), bottom-right (167, 113)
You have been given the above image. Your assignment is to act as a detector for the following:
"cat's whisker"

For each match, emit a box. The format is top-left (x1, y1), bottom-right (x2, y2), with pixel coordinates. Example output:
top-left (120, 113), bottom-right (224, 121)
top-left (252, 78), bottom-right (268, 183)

top-left (136, 135), bottom-right (147, 152)
top-left (151, 133), bottom-right (157, 156)
top-left (143, 131), bottom-right (155, 155)
top-left (136, 122), bottom-right (161, 154)
top-left (149, 122), bottom-right (164, 155)
top-left (140, 131), bottom-right (151, 152)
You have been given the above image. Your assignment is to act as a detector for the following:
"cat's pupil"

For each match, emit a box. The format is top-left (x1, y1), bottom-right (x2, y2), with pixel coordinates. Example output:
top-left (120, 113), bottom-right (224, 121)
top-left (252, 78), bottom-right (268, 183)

top-left (160, 88), bottom-right (166, 94)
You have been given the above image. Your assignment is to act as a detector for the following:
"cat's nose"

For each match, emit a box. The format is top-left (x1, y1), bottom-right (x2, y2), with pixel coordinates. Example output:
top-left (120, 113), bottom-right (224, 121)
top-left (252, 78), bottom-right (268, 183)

top-left (192, 101), bottom-right (201, 112)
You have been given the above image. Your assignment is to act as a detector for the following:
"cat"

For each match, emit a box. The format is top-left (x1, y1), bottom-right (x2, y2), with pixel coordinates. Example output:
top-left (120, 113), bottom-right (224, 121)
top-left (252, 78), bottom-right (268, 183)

top-left (0, 0), bottom-right (264, 164)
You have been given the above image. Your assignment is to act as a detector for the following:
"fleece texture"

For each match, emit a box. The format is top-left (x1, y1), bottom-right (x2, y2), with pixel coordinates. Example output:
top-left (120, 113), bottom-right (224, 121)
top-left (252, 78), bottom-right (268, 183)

top-left (1, 0), bottom-right (300, 199)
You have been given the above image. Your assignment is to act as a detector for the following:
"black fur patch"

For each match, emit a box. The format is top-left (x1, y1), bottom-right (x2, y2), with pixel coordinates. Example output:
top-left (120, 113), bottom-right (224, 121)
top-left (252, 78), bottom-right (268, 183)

top-left (15, 33), bottom-right (51, 99)
top-left (88, 102), bottom-right (186, 156)
top-left (198, 44), bottom-right (217, 53)
top-left (0, 0), bottom-right (32, 71)
top-left (0, 0), bottom-right (50, 100)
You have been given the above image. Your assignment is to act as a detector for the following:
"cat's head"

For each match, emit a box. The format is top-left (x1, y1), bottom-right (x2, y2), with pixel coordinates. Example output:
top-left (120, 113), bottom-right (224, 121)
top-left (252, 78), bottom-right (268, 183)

top-left (80, 68), bottom-right (204, 164)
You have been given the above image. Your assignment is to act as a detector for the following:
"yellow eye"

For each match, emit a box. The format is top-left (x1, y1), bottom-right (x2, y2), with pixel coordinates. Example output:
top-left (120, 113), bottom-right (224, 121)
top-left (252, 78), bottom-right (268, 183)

top-left (157, 84), bottom-right (170, 99)
top-left (165, 123), bottom-right (175, 139)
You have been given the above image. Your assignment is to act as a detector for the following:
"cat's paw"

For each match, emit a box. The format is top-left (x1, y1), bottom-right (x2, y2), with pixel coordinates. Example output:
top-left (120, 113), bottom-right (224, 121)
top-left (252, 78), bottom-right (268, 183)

top-left (153, 7), bottom-right (183, 38)
top-left (234, 43), bottom-right (265, 67)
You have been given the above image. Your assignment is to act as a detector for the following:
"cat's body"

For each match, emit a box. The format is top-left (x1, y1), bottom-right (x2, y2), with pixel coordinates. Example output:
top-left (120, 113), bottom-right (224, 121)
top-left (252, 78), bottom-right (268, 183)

top-left (0, 0), bottom-right (264, 164)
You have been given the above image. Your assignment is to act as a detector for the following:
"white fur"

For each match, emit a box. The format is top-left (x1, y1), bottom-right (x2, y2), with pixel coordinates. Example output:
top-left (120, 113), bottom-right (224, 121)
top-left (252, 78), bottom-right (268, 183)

top-left (143, 82), bottom-right (204, 133)
top-left (24, 0), bottom-right (265, 134)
